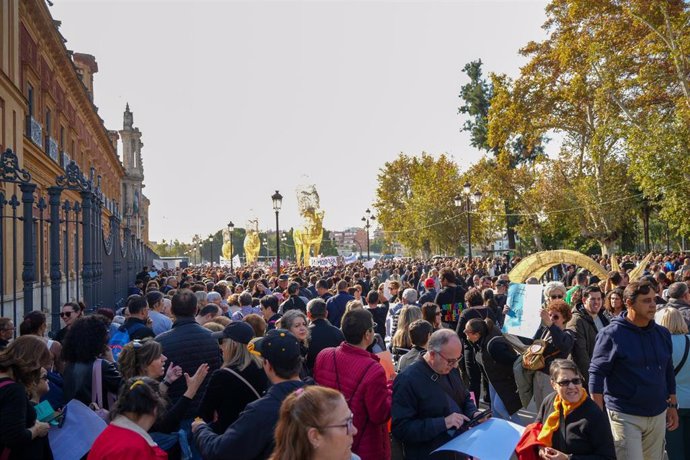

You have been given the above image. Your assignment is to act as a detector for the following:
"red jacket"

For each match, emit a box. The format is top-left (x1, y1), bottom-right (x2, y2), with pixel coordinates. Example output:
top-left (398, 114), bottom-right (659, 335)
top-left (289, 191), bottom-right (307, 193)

top-left (87, 417), bottom-right (168, 460)
top-left (313, 342), bottom-right (392, 460)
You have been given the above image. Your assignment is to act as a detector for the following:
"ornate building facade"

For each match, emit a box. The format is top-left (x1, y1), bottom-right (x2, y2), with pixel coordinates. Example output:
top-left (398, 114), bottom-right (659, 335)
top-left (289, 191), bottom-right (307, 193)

top-left (0, 0), bottom-right (153, 327)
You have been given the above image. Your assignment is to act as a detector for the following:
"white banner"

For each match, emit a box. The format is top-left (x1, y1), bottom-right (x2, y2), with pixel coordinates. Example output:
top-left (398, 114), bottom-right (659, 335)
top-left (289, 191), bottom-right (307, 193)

top-left (502, 283), bottom-right (544, 337)
top-left (232, 254), bottom-right (241, 268)
top-left (343, 254), bottom-right (358, 265)
top-left (363, 258), bottom-right (377, 270)
top-left (310, 256), bottom-right (339, 267)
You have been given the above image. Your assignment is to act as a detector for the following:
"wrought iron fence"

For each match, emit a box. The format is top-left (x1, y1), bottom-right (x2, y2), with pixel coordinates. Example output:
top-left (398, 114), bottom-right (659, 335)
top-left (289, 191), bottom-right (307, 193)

top-left (0, 148), bottom-right (157, 333)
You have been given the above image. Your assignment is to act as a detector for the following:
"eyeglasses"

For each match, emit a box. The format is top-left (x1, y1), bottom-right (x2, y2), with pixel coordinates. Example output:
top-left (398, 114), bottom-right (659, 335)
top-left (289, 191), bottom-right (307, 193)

top-left (437, 350), bottom-right (461, 367)
top-left (550, 295), bottom-right (564, 299)
top-left (59, 311), bottom-right (73, 318)
top-left (555, 378), bottom-right (583, 387)
top-left (318, 415), bottom-right (355, 435)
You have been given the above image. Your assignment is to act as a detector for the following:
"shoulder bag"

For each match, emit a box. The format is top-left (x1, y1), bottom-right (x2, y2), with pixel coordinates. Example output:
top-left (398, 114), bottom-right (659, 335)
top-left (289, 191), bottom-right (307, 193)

top-left (674, 335), bottom-right (690, 376)
top-left (221, 367), bottom-right (261, 400)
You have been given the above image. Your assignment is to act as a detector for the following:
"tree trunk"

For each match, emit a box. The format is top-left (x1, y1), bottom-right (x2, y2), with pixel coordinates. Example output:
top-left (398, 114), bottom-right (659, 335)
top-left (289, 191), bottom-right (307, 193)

top-left (533, 232), bottom-right (544, 252)
top-left (599, 239), bottom-right (616, 256)
top-left (504, 200), bottom-right (517, 249)
top-left (642, 203), bottom-right (651, 253)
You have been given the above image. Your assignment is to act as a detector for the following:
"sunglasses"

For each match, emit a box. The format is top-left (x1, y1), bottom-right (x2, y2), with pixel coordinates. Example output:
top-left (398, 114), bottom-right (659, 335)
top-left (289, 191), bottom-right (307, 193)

top-left (550, 295), bottom-right (564, 299)
top-left (59, 311), bottom-right (74, 318)
top-left (319, 415), bottom-right (355, 435)
top-left (555, 378), bottom-right (582, 387)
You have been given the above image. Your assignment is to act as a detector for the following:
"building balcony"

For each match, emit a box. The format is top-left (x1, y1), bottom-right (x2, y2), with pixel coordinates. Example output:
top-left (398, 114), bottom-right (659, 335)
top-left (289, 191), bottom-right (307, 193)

top-left (26, 116), bottom-right (42, 147)
top-left (60, 151), bottom-right (71, 170)
top-left (47, 137), bottom-right (59, 162)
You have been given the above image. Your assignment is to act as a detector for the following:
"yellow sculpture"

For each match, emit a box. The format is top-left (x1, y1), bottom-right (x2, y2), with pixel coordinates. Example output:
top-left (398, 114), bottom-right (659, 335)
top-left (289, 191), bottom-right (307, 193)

top-left (293, 185), bottom-right (325, 267)
top-left (508, 249), bottom-right (608, 283)
top-left (243, 218), bottom-right (261, 265)
top-left (222, 227), bottom-right (233, 261)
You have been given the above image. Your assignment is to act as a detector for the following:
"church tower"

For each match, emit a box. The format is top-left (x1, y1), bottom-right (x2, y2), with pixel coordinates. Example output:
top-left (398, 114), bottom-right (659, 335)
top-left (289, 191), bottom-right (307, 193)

top-left (119, 104), bottom-right (150, 242)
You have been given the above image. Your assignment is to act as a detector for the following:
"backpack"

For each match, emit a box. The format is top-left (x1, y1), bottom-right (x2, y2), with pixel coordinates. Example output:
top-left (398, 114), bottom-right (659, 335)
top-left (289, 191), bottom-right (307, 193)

top-left (109, 322), bottom-right (145, 361)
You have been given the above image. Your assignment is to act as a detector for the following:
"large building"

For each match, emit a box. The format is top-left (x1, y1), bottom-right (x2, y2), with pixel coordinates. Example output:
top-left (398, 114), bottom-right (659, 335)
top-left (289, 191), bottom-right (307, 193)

top-left (0, 0), bottom-right (153, 328)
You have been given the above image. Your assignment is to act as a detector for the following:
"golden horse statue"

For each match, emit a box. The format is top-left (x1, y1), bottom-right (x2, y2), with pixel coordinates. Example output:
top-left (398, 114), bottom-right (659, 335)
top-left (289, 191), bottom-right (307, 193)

top-left (293, 184), bottom-right (325, 267)
top-left (294, 209), bottom-right (324, 267)
top-left (222, 227), bottom-right (233, 261)
top-left (243, 218), bottom-right (261, 265)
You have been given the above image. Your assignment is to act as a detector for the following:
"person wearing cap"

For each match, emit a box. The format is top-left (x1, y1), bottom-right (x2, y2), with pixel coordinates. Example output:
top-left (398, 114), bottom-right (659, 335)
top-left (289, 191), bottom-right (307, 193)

top-left (192, 329), bottom-right (307, 460)
top-left (199, 322), bottom-right (269, 434)
top-left (419, 278), bottom-right (437, 306)
top-left (313, 309), bottom-right (392, 460)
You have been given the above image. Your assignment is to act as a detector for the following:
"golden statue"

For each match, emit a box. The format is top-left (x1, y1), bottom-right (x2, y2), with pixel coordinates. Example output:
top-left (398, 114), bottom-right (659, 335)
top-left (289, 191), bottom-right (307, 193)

top-left (293, 185), bottom-right (325, 266)
top-left (222, 227), bottom-right (233, 261)
top-left (243, 217), bottom-right (261, 265)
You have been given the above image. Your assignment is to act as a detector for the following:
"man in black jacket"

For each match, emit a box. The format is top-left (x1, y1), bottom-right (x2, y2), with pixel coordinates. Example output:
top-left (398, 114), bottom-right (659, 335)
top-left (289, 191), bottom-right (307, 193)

top-left (434, 268), bottom-right (466, 330)
top-left (306, 298), bottom-right (345, 371)
top-left (392, 329), bottom-right (481, 460)
top-left (119, 294), bottom-right (155, 340)
top-left (156, 289), bottom-right (221, 420)
top-left (192, 329), bottom-right (306, 460)
top-left (279, 282), bottom-right (307, 314)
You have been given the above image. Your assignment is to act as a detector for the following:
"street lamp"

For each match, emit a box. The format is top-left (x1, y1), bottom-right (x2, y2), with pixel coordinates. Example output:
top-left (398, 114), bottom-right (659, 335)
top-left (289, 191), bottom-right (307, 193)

top-left (208, 233), bottom-right (214, 266)
top-left (455, 183), bottom-right (482, 260)
top-left (361, 208), bottom-right (376, 260)
top-left (272, 190), bottom-right (283, 275)
top-left (262, 238), bottom-right (269, 259)
top-left (227, 221), bottom-right (235, 270)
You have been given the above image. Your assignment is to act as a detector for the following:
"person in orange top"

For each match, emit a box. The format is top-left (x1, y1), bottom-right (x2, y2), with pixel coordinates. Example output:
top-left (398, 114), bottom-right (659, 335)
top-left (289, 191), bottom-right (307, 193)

top-left (88, 377), bottom-right (168, 460)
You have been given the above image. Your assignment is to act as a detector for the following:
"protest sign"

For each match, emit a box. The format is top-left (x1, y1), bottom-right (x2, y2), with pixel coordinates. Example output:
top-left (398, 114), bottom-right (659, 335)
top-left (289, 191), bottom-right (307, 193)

top-left (502, 283), bottom-right (544, 337)
top-left (432, 418), bottom-right (524, 459)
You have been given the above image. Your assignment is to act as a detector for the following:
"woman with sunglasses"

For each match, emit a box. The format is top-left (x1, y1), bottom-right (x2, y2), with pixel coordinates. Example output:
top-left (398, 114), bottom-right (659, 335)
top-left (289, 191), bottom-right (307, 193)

top-left (53, 302), bottom-right (83, 344)
top-left (533, 359), bottom-right (615, 460)
top-left (270, 385), bottom-right (360, 460)
top-left (531, 299), bottom-right (575, 409)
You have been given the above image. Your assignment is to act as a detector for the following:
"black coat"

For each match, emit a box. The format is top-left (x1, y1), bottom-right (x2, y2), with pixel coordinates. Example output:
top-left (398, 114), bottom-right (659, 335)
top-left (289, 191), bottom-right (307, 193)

top-left (392, 358), bottom-right (477, 460)
top-left (0, 378), bottom-right (52, 460)
top-left (199, 362), bottom-right (269, 433)
top-left (434, 285), bottom-right (467, 328)
top-left (194, 380), bottom-right (306, 460)
top-left (306, 318), bottom-right (344, 371)
top-left (155, 317), bottom-right (222, 419)
top-left (476, 329), bottom-right (521, 415)
top-left (536, 392), bottom-right (616, 460)
top-left (280, 296), bottom-right (307, 314)
top-left (62, 359), bottom-right (121, 409)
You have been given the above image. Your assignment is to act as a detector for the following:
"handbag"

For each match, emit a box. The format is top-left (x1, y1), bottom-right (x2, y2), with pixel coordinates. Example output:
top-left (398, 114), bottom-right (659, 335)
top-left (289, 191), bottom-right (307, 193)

top-left (522, 330), bottom-right (560, 371)
top-left (90, 359), bottom-right (116, 422)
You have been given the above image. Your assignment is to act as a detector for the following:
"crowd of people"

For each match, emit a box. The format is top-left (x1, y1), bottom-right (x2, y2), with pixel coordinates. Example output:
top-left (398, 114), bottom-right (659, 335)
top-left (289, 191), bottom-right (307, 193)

top-left (0, 251), bottom-right (688, 459)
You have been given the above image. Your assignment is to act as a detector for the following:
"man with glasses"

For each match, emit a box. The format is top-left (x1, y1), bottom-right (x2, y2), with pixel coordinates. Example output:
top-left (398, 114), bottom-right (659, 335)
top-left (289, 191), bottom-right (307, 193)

top-left (566, 284), bottom-right (609, 384)
top-left (392, 329), bottom-right (482, 460)
top-left (590, 281), bottom-right (679, 459)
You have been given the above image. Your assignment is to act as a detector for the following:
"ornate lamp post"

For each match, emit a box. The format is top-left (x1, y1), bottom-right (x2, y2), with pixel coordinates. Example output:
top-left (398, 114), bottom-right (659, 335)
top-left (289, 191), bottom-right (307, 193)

top-left (361, 208), bottom-right (376, 260)
top-left (272, 190), bottom-right (283, 275)
top-left (208, 233), bottom-right (214, 266)
top-left (227, 221), bottom-right (234, 270)
top-left (262, 237), bottom-right (269, 259)
top-left (455, 183), bottom-right (482, 260)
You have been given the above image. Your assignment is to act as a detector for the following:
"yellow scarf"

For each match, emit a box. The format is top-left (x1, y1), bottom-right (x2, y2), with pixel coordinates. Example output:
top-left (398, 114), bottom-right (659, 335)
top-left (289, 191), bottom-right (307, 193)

top-left (537, 387), bottom-right (588, 447)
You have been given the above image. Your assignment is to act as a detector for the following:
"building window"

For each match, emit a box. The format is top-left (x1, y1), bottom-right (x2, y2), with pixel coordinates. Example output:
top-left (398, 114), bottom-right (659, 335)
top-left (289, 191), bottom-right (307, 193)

top-left (45, 110), bottom-right (51, 142)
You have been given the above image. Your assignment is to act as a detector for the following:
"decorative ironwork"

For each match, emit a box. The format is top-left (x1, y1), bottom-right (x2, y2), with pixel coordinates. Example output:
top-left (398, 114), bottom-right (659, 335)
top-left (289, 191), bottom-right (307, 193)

top-left (47, 138), bottom-right (59, 162)
top-left (103, 222), bottom-right (114, 256)
top-left (0, 149), bottom-right (32, 184)
top-left (120, 227), bottom-right (128, 258)
top-left (56, 160), bottom-right (89, 191)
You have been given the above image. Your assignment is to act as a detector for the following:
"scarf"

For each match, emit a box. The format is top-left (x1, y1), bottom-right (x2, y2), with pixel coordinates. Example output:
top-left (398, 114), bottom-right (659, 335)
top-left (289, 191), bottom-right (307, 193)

top-left (537, 387), bottom-right (588, 447)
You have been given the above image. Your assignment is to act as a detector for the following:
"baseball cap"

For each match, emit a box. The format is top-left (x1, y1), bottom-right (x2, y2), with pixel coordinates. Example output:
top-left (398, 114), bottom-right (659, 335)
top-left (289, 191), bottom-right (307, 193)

top-left (211, 321), bottom-right (254, 344)
top-left (249, 329), bottom-right (301, 366)
top-left (424, 278), bottom-right (435, 288)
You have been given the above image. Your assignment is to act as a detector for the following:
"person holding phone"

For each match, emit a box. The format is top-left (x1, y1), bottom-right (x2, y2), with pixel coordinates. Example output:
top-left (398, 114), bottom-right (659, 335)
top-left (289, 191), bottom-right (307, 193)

top-left (535, 359), bottom-right (615, 460)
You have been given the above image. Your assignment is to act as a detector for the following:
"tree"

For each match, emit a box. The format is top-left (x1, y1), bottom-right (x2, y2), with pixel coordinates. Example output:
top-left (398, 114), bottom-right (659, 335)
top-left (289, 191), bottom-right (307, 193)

top-left (374, 153), bottom-right (468, 257)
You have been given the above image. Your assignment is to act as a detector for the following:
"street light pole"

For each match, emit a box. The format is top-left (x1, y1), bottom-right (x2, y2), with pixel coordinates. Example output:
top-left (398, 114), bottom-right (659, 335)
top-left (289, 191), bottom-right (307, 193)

top-left (272, 190), bottom-right (283, 275)
top-left (455, 183), bottom-right (482, 260)
top-left (208, 234), bottom-right (214, 266)
top-left (361, 208), bottom-right (376, 260)
top-left (228, 221), bottom-right (235, 270)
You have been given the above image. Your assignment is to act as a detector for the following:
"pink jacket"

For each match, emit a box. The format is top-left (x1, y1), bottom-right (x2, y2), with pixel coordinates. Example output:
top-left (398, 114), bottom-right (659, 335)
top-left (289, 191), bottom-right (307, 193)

top-left (314, 343), bottom-right (392, 460)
